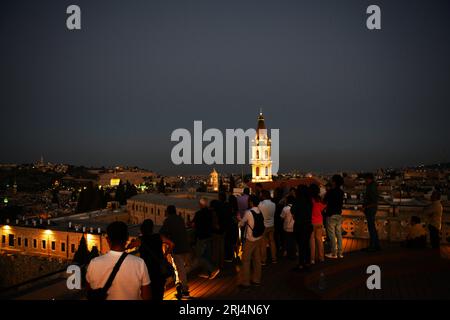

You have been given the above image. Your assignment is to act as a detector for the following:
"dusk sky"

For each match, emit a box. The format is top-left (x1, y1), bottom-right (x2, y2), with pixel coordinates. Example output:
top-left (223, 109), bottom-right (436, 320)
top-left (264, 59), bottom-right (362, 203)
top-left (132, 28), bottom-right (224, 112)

top-left (1, 0), bottom-right (449, 175)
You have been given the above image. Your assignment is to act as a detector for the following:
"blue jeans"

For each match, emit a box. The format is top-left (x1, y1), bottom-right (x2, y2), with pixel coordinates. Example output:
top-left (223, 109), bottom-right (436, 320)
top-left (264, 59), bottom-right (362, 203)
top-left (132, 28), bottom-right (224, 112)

top-left (195, 238), bottom-right (214, 274)
top-left (326, 215), bottom-right (343, 256)
top-left (365, 208), bottom-right (380, 249)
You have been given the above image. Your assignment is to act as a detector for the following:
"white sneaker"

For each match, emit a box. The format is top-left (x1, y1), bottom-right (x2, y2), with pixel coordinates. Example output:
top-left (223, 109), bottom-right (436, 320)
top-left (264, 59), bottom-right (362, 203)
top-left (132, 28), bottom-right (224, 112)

top-left (325, 253), bottom-right (338, 259)
top-left (338, 254), bottom-right (344, 259)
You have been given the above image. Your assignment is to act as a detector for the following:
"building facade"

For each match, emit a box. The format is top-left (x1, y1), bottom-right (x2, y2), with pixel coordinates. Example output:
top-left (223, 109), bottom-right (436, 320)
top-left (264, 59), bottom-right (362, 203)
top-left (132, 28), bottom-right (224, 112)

top-left (127, 193), bottom-right (199, 226)
top-left (208, 168), bottom-right (219, 192)
top-left (251, 111), bottom-right (273, 182)
top-left (0, 224), bottom-right (107, 260)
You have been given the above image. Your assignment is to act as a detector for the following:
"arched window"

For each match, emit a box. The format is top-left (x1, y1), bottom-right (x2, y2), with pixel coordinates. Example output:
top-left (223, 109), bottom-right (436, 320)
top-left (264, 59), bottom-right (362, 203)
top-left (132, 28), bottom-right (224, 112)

top-left (256, 167), bottom-right (260, 176)
top-left (265, 167), bottom-right (269, 176)
top-left (256, 149), bottom-right (259, 159)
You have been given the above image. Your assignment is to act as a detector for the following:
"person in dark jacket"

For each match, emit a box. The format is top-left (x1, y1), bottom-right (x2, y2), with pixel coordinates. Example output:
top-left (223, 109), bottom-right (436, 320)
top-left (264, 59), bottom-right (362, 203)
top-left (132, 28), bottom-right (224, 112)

top-left (324, 174), bottom-right (345, 259)
top-left (192, 198), bottom-right (220, 279)
top-left (138, 219), bottom-right (174, 300)
top-left (291, 185), bottom-right (313, 271)
top-left (224, 194), bottom-right (239, 262)
top-left (362, 173), bottom-right (381, 252)
top-left (159, 205), bottom-right (191, 298)
top-left (211, 197), bottom-right (227, 268)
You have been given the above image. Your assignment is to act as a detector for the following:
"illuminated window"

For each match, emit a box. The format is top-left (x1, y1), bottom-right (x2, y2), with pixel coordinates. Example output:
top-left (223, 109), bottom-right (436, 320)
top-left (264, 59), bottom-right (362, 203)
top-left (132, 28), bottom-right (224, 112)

top-left (61, 242), bottom-right (66, 252)
top-left (51, 241), bottom-right (56, 251)
top-left (8, 234), bottom-right (14, 246)
top-left (42, 240), bottom-right (46, 249)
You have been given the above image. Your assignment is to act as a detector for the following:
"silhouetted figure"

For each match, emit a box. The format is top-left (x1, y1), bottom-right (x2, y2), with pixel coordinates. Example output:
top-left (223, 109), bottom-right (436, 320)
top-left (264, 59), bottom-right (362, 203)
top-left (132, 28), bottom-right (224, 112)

top-left (139, 219), bottom-right (174, 300)
top-left (324, 175), bottom-right (344, 259)
top-left (192, 198), bottom-right (220, 279)
top-left (310, 184), bottom-right (326, 263)
top-left (160, 205), bottom-right (191, 299)
top-left (403, 216), bottom-right (427, 248)
top-left (291, 185), bottom-right (313, 271)
top-left (362, 173), bottom-right (381, 252)
top-left (86, 221), bottom-right (151, 300)
top-left (280, 195), bottom-right (296, 259)
top-left (424, 190), bottom-right (443, 249)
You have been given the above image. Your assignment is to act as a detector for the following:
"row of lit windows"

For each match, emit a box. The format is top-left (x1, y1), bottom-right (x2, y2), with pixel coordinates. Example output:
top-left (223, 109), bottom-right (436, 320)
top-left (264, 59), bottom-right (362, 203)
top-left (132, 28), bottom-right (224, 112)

top-left (255, 166), bottom-right (270, 176)
top-left (131, 203), bottom-right (162, 216)
top-left (1, 234), bottom-right (77, 253)
top-left (255, 149), bottom-right (270, 160)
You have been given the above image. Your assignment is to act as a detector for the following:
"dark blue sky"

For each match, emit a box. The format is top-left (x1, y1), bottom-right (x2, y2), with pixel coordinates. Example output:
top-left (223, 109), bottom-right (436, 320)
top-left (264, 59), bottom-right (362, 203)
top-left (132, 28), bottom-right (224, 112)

top-left (1, 0), bottom-right (449, 175)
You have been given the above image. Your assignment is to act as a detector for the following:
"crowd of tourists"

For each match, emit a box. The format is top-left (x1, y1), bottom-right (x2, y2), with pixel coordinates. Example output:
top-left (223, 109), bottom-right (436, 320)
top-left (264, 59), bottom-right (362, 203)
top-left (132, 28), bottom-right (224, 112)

top-left (84, 173), bottom-right (444, 300)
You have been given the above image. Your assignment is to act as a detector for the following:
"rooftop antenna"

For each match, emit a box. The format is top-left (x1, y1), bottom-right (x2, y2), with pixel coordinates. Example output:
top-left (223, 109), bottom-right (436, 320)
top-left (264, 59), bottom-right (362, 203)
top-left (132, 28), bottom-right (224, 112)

top-left (259, 107), bottom-right (263, 115)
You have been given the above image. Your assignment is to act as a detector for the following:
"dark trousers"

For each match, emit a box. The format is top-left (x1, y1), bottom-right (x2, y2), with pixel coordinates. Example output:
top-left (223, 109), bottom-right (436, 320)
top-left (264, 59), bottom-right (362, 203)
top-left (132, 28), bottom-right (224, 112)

top-left (404, 236), bottom-right (427, 249)
top-left (295, 224), bottom-right (313, 266)
top-left (428, 225), bottom-right (440, 249)
top-left (284, 231), bottom-right (297, 259)
top-left (151, 278), bottom-right (165, 300)
top-left (196, 238), bottom-right (215, 274)
top-left (224, 224), bottom-right (238, 260)
top-left (365, 208), bottom-right (380, 249)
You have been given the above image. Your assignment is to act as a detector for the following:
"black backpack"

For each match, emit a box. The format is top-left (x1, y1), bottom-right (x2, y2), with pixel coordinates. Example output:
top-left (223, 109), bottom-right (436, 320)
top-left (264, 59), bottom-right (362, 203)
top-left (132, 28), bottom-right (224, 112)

top-left (248, 209), bottom-right (265, 238)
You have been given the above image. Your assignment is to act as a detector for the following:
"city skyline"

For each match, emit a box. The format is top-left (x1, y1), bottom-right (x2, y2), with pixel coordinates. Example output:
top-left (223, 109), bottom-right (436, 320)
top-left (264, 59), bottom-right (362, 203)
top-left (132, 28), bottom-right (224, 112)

top-left (1, 0), bottom-right (450, 175)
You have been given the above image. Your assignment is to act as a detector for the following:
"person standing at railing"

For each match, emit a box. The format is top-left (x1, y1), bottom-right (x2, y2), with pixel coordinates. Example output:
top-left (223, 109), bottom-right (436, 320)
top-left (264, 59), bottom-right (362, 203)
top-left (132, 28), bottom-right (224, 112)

top-left (291, 185), bottom-right (313, 271)
top-left (324, 175), bottom-right (344, 259)
top-left (136, 219), bottom-right (174, 301)
top-left (424, 190), bottom-right (443, 249)
top-left (362, 173), bottom-right (381, 252)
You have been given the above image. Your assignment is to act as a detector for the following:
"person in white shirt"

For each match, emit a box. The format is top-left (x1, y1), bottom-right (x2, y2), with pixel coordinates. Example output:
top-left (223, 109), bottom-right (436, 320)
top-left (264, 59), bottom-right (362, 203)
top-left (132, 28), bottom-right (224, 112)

top-left (86, 221), bottom-right (151, 300)
top-left (238, 195), bottom-right (263, 288)
top-left (258, 190), bottom-right (277, 264)
top-left (280, 195), bottom-right (296, 259)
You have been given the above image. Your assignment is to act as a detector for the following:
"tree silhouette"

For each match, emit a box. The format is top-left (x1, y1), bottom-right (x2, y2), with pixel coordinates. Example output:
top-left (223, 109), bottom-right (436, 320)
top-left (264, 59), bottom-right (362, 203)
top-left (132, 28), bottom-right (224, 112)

top-left (115, 182), bottom-right (126, 205)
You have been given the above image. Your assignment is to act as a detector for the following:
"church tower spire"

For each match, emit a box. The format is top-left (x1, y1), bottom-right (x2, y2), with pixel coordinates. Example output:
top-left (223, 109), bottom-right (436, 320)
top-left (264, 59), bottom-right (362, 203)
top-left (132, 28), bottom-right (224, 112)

top-left (251, 110), bottom-right (272, 183)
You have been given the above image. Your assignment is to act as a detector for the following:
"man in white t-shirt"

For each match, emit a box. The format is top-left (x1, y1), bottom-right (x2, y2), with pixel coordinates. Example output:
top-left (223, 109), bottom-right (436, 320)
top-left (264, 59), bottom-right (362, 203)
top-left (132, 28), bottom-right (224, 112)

top-left (86, 221), bottom-right (151, 300)
top-left (238, 195), bottom-right (263, 288)
top-left (258, 190), bottom-right (277, 264)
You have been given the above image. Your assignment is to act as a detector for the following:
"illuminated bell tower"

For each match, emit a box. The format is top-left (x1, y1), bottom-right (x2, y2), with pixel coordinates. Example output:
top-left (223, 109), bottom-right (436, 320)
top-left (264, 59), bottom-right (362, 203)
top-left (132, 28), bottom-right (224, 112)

top-left (251, 111), bottom-right (272, 182)
top-left (209, 168), bottom-right (219, 192)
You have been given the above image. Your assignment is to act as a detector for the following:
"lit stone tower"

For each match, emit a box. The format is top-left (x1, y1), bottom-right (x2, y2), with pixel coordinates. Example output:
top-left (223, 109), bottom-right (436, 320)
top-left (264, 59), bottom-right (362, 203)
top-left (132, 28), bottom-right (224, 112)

top-left (251, 111), bottom-right (272, 182)
top-left (209, 168), bottom-right (219, 192)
